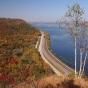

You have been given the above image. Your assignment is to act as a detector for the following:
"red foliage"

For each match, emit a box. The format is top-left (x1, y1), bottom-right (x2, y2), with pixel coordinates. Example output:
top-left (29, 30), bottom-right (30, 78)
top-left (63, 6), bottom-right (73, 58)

top-left (0, 73), bottom-right (15, 83)
top-left (8, 57), bottom-right (18, 64)
top-left (0, 73), bottom-right (8, 82)
top-left (8, 77), bottom-right (15, 83)
top-left (23, 69), bottom-right (30, 75)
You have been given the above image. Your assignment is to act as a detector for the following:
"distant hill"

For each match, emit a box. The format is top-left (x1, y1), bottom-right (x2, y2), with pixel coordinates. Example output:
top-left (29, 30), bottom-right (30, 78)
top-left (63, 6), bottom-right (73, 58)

top-left (29, 22), bottom-right (57, 26)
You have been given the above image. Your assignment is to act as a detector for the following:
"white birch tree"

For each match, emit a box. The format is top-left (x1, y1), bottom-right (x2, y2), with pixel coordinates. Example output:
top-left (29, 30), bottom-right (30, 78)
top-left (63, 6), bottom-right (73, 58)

top-left (57, 4), bottom-right (88, 77)
top-left (77, 21), bottom-right (88, 78)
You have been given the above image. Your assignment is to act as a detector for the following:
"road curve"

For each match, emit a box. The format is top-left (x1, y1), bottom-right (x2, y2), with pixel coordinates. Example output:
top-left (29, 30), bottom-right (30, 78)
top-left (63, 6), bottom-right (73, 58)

top-left (39, 30), bottom-right (74, 76)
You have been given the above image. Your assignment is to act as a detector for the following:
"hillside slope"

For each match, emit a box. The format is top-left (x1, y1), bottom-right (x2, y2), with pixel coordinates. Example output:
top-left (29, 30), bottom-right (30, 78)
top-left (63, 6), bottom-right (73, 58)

top-left (0, 18), bottom-right (53, 88)
top-left (13, 75), bottom-right (88, 88)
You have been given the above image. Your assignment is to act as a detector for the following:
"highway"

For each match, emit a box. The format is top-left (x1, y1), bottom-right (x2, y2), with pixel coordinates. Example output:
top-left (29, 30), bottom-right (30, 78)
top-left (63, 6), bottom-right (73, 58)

top-left (38, 30), bottom-right (74, 76)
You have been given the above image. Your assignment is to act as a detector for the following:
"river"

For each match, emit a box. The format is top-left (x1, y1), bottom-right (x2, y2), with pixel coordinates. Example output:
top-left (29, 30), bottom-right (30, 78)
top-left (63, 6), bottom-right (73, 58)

top-left (31, 23), bottom-right (88, 76)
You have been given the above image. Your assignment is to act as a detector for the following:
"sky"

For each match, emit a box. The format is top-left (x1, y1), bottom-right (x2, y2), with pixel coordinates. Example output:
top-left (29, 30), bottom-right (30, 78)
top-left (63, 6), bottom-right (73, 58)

top-left (0, 0), bottom-right (88, 22)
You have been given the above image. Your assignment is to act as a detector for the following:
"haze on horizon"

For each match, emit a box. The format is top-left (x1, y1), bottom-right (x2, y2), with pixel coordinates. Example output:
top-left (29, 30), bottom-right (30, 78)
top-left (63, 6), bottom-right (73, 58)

top-left (0, 0), bottom-right (88, 22)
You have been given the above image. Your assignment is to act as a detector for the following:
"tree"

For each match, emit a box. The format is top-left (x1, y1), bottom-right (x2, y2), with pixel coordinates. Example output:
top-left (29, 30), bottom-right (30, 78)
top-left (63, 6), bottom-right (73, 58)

top-left (57, 4), bottom-right (88, 77)
top-left (77, 21), bottom-right (88, 77)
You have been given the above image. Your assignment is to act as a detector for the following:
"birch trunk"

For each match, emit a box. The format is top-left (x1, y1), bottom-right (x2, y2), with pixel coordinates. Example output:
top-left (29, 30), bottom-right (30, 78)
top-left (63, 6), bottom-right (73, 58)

top-left (81, 51), bottom-right (88, 77)
top-left (75, 36), bottom-right (77, 77)
top-left (79, 48), bottom-right (83, 78)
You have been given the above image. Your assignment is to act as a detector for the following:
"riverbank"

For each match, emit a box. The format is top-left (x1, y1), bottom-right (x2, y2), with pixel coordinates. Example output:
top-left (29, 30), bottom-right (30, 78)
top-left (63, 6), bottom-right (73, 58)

top-left (38, 30), bottom-right (74, 76)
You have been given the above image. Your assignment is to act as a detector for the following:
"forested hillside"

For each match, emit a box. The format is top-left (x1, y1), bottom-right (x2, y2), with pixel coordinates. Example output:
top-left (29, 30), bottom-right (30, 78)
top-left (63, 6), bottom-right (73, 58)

top-left (0, 18), bottom-right (53, 88)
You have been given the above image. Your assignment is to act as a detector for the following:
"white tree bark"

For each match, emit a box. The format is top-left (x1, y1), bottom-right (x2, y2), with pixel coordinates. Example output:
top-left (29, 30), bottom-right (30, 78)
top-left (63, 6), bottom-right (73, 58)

top-left (81, 51), bottom-right (88, 77)
top-left (79, 48), bottom-right (83, 78)
top-left (75, 36), bottom-right (77, 77)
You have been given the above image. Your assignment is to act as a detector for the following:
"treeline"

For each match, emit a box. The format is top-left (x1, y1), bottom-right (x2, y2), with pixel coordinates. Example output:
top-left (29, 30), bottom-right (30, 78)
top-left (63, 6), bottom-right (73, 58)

top-left (0, 18), bottom-right (53, 88)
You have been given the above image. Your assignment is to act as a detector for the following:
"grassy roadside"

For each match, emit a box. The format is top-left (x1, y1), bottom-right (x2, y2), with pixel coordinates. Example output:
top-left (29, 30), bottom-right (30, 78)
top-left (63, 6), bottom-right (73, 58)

top-left (45, 31), bottom-right (74, 74)
top-left (43, 53), bottom-right (65, 74)
top-left (43, 32), bottom-right (65, 74)
top-left (45, 32), bottom-right (51, 49)
top-left (37, 36), bottom-right (41, 50)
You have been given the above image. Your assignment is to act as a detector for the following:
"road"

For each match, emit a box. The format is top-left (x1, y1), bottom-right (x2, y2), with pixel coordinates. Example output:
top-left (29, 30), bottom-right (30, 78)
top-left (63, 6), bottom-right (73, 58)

top-left (38, 30), bottom-right (74, 76)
